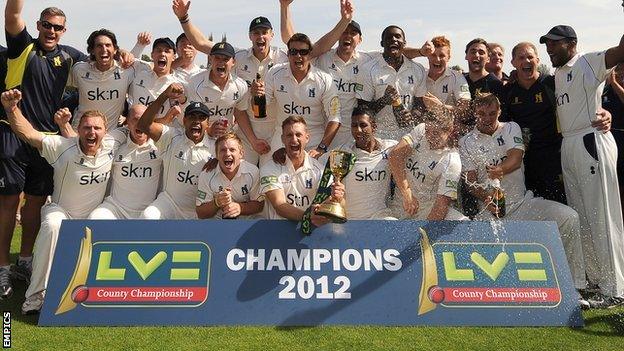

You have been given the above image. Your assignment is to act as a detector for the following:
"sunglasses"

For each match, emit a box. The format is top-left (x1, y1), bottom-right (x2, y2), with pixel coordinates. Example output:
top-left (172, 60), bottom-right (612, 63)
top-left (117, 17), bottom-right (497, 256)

top-left (288, 48), bottom-right (311, 56)
top-left (41, 20), bottom-right (65, 32)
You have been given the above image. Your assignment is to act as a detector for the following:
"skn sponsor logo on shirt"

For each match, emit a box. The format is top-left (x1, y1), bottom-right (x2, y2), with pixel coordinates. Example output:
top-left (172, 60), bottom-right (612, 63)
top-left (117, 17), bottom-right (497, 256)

top-left (406, 158), bottom-right (426, 183)
top-left (79, 171), bottom-right (111, 185)
top-left (355, 167), bottom-right (387, 182)
top-left (88, 88), bottom-right (120, 101)
top-left (287, 193), bottom-right (310, 207)
top-left (283, 102), bottom-right (311, 115)
top-left (121, 164), bottom-right (154, 178)
top-left (206, 105), bottom-right (234, 117)
top-left (177, 170), bottom-right (197, 185)
top-left (333, 78), bottom-right (362, 93)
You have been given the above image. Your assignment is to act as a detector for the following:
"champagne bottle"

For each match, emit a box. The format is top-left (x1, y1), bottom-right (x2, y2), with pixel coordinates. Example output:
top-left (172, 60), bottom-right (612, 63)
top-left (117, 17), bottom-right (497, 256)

top-left (488, 178), bottom-right (506, 218)
top-left (252, 73), bottom-right (267, 119)
top-left (392, 96), bottom-right (411, 127)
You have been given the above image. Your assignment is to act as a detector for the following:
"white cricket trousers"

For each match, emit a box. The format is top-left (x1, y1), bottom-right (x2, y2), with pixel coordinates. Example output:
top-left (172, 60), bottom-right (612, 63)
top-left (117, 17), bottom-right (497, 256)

top-left (561, 130), bottom-right (624, 297)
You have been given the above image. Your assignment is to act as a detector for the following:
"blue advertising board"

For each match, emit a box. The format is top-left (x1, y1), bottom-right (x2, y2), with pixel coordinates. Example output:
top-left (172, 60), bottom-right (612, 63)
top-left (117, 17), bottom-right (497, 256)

top-left (39, 220), bottom-right (583, 326)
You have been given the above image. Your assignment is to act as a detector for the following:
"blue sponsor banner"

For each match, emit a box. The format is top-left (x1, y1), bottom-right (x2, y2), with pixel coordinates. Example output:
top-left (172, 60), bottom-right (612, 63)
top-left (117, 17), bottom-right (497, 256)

top-left (39, 220), bottom-right (583, 326)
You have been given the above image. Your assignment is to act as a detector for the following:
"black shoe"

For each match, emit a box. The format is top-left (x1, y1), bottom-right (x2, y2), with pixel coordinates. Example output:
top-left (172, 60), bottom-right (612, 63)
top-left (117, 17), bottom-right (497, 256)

top-left (0, 267), bottom-right (13, 300)
top-left (10, 259), bottom-right (32, 284)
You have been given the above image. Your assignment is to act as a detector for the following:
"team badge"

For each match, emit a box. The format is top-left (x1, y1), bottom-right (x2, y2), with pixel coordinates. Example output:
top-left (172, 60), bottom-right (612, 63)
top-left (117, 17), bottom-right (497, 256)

top-left (408, 75), bottom-right (414, 84)
top-left (305, 179), bottom-right (313, 189)
top-left (567, 72), bottom-right (572, 82)
top-left (428, 161), bottom-right (438, 170)
top-left (353, 65), bottom-right (359, 75)
top-left (442, 85), bottom-right (448, 93)
top-left (114, 71), bottom-right (121, 80)
top-left (534, 92), bottom-right (543, 103)
top-left (53, 56), bottom-right (62, 67)
top-left (149, 150), bottom-right (157, 160)
top-left (233, 91), bottom-right (239, 100)
top-left (241, 184), bottom-right (249, 196)
top-left (329, 96), bottom-right (339, 116)
top-left (308, 88), bottom-right (316, 98)
top-left (497, 135), bottom-right (505, 146)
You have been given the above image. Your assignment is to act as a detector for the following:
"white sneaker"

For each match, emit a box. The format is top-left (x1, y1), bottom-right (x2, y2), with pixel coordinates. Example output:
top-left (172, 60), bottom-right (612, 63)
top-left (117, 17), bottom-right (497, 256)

top-left (22, 291), bottom-right (45, 315)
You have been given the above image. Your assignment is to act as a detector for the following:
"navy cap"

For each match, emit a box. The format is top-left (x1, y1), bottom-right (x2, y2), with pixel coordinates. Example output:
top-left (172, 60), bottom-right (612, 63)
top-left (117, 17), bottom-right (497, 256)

top-left (249, 16), bottom-right (272, 32)
top-left (184, 101), bottom-right (210, 118)
top-left (348, 20), bottom-right (362, 35)
top-left (153, 37), bottom-right (176, 51)
top-left (210, 42), bottom-right (235, 58)
top-left (539, 25), bottom-right (577, 44)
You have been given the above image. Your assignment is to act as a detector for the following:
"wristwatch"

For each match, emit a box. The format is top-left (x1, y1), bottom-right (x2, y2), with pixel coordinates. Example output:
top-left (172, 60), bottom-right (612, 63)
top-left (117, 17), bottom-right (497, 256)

top-left (316, 143), bottom-right (328, 153)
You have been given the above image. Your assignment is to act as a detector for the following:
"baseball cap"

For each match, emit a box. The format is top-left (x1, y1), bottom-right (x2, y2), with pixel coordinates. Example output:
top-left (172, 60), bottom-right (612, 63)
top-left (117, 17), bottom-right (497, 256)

top-left (249, 16), bottom-right (272, 32)
top-left (348, 20), bottom-right (362, 35)
top-left (153, 37), bottom-right (176, 51)
top-left (184, 101), bottom-right (210, 118)
top-left (539, 25), bottom-right (577, 44)
top-left (210, 42), bottom-right (235, 58)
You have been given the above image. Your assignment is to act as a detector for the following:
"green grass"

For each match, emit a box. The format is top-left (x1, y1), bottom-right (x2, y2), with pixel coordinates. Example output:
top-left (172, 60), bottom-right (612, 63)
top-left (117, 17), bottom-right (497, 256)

top-left (2, 226), bottom-right (623, 351)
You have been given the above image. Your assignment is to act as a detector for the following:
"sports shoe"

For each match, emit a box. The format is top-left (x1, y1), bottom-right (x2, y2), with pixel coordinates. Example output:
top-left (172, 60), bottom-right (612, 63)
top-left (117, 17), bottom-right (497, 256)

top-left (587, 293), bottom-right (624, 309)
top-left (11, 259), bottom-right (32, 284)
top-left (578, 297), bottom-right (591, 310)
top-left (0, 267), bottom-right (13, 300)
top-left (22, 291), bottom-right (45, 315)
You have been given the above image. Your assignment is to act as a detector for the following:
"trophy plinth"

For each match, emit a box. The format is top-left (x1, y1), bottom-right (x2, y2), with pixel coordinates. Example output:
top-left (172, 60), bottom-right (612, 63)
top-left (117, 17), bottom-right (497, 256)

top-left (316, 150), bottom-right (351, 223)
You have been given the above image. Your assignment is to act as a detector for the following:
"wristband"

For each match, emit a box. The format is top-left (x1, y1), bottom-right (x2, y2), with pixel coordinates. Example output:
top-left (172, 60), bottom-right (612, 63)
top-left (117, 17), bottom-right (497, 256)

top-left (214, 197), bottom-right (221, 208)
top-left (179, 14), bottom-right (189, 24)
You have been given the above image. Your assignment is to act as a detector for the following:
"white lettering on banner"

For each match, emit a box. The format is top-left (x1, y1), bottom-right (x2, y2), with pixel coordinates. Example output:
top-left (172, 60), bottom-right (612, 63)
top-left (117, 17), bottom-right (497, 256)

top-left (225, 248), bottom-right (403, 300)
top-left (226, 248), bottom-right (402, 272)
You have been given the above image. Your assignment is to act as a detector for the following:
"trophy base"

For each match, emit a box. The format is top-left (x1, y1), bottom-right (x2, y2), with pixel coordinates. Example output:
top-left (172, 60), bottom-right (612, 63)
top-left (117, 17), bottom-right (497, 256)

top-left (316, 201), bottom-right (347, 224)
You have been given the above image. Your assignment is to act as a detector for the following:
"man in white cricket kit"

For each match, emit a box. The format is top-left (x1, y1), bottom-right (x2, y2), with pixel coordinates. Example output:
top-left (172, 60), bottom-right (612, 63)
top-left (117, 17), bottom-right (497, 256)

top-left (458, 93), bottom-right (586, 295)
top-left (129, 37), bottom-right (184, 124)
top-left (357, 25), bottom-right (428, 141)
top-left (173, 33), bottom-right (203, 81)
top-left (389, 110), bottom-right (466, 221)
top-left (1, 89), bottom-right (124, 314)
top-left (184, 42), bottom-right (269, 159)
top-left (265, 33), bottom-right (341, 160)
top-left (89, 105), bottom-right (162, 219)
top-left (260, 116), bottom-right (324, 220)
top-left (540, 25), bottom-right (624, 304)
top-left (331, 106), bottom-right (397, 219)
top-left (196, 133), bottom-right (263, 219)
top-left (69, 29), bottom-right (134, 131)
top-left (138, 84), bottom-right (213, 220)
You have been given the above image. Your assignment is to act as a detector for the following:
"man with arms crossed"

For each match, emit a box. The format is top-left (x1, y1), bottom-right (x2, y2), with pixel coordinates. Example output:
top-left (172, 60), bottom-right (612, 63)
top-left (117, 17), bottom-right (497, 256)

top-left (2, 89), bottom-right (123, 313)
top-left (541, 25), bottom-right (624, 306)
top-left (138, 84), bottom-right (213, 220)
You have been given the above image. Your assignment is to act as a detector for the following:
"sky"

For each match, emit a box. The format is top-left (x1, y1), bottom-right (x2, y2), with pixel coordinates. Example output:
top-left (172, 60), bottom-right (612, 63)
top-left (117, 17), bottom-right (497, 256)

top-left (8, 0), bottom-right (624, 72)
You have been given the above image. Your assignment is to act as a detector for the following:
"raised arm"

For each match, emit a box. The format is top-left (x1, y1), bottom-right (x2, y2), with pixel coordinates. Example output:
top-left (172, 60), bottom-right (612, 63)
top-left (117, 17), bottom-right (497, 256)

top-left (605, 34), bottom-right (624, 70)
top-left (54, 107), bottom-right (77, 138)
top-left (1, 89), bottom-right (43, 150)
top-left (172, 0), bottom-right (214, 54)
top-left (5, 0), bottom-right (26, 37)
top-left (137, 83), bottom-right (185, 141)
top-left (279, 0), bottom-right (295, 44)
top-left (130, 31), bottom-right (152, 58)
top-left (309, 0), bottom-right (354, 58)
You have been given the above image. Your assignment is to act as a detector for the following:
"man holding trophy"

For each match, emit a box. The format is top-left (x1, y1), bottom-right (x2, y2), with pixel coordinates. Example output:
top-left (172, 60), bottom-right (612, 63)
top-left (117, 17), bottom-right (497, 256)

top-left (260, 116), bottom-right (347, 230)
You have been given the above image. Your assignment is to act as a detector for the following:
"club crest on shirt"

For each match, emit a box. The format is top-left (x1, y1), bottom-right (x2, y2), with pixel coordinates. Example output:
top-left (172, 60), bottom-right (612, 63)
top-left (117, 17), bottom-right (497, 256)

top-left (308, 88), bottom-right (316, 98)
top-left (408, 75), bottom-right (414, 84)
top-left (567, 72), bottom-right (572, 82)
top-left (149, 150), bottom-right (157, 159)
top-left (497, 135), bottom-right (505, 146)
top-left (428, 160), bottom-right (438, 170)
top-left (175, 151), bottom-right (185, 160)
top-left (534, 92), bottom-right (543, 103)
top-left (305, 178), bottom-right (313, 189)
top-left (241, 184), bottom-right (249, 196)
top-left (442, 84), bottom-right (448, 93)
top-left (353, 65), bottom-right (359, 75)
top-left (114, 71), bottom-right (121, 80)
top-left (233, 91), bottom-right (239, 100)
top-left (53, 56), bottom-right (62, 67)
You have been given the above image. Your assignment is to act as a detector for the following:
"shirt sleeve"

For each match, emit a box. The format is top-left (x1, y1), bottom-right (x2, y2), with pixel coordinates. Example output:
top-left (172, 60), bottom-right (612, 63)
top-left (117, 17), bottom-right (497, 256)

top-left (401, 123), bottom-right (426, 149)
top-left (6, 28), bottom-right (32, 59)
top-left (505, 122), bottom-right (525, 152)
top-left (259, 161), bottom-right (284, 194)
top-left (235, 80), bottom-right (250, 111)
top-left (39, 135), bottom-right (70, 164)
top-left (437, 152), bottom-right (461, 200)
top-left (455, 72), bottom-right (471, 100)
top-left (249, 166), bottom-right (263, 201)
top-left (584, 51), bottom-right (610, 85)
top-left (196, 171), bottom-right (214, 206)
top-left (321, 73), bottom-right (341, 124)
top-left (154, 124), bottom-right (174, 151)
